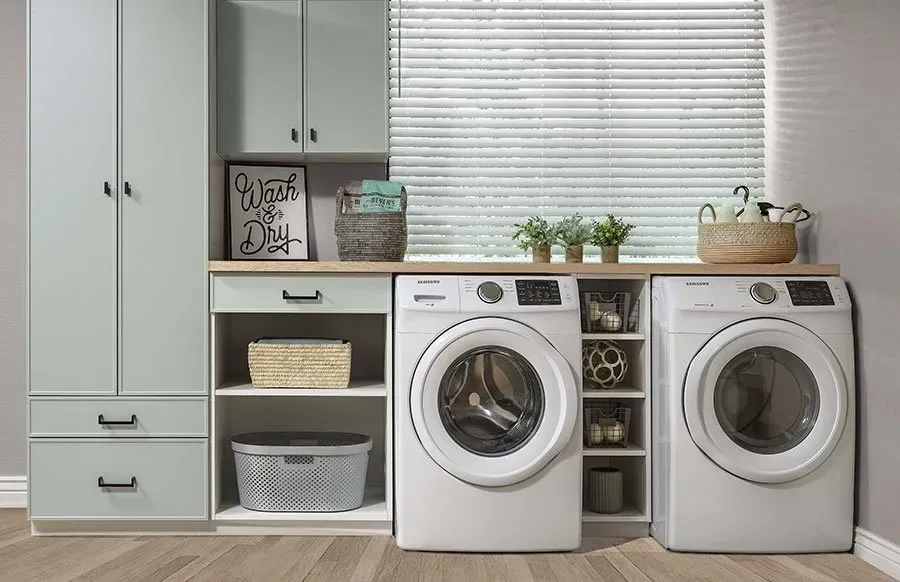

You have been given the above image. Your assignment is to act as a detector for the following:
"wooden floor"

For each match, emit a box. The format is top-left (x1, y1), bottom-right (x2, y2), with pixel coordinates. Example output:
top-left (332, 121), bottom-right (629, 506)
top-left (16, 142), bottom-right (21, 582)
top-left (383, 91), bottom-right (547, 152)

top-left (0, 510), bottom-right (893, 582)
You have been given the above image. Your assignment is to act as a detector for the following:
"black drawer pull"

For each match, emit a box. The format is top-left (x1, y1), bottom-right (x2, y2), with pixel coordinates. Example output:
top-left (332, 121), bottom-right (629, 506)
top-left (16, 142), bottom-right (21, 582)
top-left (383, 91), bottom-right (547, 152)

top-left (310, 128), bottom-right (318, 143)
top-left (98, 476), bottom-right (137, 489)
top-left (98, 414), bottom-right (137, 426)
top-left (282, 290), bottom-right (322, 301)
top-left (124, 181), bottom-right (132, 197)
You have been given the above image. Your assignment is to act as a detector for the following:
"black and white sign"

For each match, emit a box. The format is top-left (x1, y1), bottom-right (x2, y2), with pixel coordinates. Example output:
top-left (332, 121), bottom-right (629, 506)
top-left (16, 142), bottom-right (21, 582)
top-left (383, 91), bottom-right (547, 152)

top-left (228, 165), bottom-right (308, 260)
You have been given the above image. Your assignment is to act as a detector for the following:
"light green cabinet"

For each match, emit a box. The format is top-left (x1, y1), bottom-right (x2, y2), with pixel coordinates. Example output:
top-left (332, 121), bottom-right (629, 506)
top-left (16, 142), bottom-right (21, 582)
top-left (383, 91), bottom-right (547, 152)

top-left (304, 0), bottom-right (388, 153)
top-left (218, 0), bottom-right (302, 154)
top-left (217, 0), bottom-right (387, 156)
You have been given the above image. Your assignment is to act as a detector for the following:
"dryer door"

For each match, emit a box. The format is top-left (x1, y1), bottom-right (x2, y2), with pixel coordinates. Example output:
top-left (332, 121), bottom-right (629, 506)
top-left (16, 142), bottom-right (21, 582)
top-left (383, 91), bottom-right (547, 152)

top-left (410, 317), bottom-right (578, 487)
top-left (683, 318), bottom-right (848, 484)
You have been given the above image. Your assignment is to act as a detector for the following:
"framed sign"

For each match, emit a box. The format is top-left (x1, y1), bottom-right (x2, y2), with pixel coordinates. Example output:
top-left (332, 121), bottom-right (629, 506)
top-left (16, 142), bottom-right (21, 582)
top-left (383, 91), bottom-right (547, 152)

top-left (228, 164), bottom-right (309, 260)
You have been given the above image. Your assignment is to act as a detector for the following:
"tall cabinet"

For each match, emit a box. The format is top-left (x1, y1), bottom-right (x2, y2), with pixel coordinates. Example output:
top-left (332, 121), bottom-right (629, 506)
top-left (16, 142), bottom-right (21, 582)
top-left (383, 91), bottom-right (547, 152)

top-left (28, 0), bottom-right (209, 523)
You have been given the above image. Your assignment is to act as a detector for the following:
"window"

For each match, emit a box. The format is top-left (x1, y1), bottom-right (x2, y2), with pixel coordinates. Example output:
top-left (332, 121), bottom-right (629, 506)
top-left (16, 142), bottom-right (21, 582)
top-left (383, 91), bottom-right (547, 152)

top-left (389, 0), bottom-right (765, 260)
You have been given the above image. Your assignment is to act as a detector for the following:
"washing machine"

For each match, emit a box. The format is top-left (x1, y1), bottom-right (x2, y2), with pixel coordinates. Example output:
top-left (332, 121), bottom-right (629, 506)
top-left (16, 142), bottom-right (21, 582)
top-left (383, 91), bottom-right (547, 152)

top-left (394, 275), bottom-right (582, 552)
top-left (652, 276), bottom-right (855, 553)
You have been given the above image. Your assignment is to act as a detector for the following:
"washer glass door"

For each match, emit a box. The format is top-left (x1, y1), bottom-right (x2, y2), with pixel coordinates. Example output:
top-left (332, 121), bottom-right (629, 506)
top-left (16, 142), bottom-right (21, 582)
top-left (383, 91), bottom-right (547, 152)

top-left (411, 317), bottom-right (578, 487)
top-left (683, 319), bottom-right (847, 483)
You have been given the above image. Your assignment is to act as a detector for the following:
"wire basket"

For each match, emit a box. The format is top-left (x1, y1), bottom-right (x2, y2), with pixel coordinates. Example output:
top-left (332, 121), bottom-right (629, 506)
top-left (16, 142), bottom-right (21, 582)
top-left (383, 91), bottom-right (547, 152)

top-left (582, 292), bottom-right (631, 333)
top-left (584, 401), bottom-right (631, 448)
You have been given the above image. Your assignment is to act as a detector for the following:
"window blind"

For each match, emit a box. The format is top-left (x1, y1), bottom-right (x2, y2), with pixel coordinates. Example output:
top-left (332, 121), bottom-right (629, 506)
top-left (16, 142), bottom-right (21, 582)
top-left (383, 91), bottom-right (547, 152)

top-left (389, 0), bottom-right (764, 260)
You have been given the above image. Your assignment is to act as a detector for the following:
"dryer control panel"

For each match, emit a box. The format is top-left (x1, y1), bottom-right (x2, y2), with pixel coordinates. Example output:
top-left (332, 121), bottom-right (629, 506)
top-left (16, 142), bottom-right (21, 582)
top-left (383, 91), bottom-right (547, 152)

top-left (659, 276), bottom-right (850, 313)
top-left (785, 280), bottom-right (835, 306)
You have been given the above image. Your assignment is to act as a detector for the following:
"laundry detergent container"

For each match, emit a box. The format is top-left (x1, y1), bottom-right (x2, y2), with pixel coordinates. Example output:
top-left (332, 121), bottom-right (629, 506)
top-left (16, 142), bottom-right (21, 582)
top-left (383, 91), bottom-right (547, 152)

top-left (231, 431), bottom-right (372, 512)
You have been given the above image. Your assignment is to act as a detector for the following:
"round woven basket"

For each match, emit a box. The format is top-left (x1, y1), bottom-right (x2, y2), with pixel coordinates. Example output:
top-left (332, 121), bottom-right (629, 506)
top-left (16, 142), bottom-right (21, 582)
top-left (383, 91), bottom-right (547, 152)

top-left (697, 203), bottom-right (802, 264)
top-left (334, 182), bottom-right (407, 262)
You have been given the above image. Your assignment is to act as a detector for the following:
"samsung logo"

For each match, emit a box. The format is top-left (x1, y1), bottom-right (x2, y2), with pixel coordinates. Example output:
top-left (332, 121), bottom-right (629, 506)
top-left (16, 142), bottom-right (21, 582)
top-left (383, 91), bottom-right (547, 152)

top-left (686, 282), bottom-right (709, 286)
top-left (417, 279), bottom-right (440, 285)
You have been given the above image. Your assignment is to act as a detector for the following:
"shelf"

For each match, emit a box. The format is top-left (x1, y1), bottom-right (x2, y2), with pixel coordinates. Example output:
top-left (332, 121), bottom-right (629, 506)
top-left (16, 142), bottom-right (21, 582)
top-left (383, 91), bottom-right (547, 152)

top-left (582, 506), bottom-right (646, 523)
top-left (583, 444), bottom-right (646, 457)
top-left (582, 333), bottom-right (644, 341)
top-left (215, 379), bottom-right (387, 397)
top-left (215, 494), bottom-right (387, 522)
top-left (583, 387), bottom-right (644, 399)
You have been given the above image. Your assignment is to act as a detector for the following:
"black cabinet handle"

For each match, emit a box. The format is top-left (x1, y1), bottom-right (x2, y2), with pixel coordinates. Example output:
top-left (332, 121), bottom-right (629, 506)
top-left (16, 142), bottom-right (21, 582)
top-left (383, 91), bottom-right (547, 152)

top-left (98, 414), bottom-right (137, 426)
top-left (104, 181), bottom-right (112, 197)
top-left (291, 128), bottom-right (299, 143)
top-left (124, 182), bottom-right (132, 197)
top-left (310, 128), bottom-right (318, 143)
top-left (98, 476), bottom-right (137, 489)
top-left (282, 290), bottom-right (321, 301)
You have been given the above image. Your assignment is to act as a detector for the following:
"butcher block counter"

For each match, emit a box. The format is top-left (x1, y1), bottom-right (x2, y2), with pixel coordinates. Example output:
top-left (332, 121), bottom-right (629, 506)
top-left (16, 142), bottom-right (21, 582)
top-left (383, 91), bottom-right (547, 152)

top-left (209, 261), bottom-right (839, 276)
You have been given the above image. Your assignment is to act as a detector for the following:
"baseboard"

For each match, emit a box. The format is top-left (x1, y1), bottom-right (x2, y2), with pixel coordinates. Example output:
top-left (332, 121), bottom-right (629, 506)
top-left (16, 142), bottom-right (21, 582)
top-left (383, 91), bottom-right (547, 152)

top-left (855, 527), bottom-right (900, 580)
top-left (0, 476), bottom-right (27, 508)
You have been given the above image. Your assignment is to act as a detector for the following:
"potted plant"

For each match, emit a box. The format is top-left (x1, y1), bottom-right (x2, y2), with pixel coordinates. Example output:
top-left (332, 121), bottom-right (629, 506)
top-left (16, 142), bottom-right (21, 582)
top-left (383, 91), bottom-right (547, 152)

top-left (555, 213), bottom-right (592, 263)
top-left (591, 214), bottom-right (635, 263)
top-left (512, 216), bottom-right (556, 263)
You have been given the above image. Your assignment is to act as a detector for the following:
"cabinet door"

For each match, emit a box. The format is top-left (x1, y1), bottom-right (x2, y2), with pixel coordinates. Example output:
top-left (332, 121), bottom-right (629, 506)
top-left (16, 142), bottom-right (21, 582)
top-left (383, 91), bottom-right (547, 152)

top-left (218, 0), bottom-right (302, 154)
top-left (29, 0), bottom-right (118, 395)
top-left (120, 0), bottom-right (207, 395)
top-left (305, 0), bottom-right (388, 153)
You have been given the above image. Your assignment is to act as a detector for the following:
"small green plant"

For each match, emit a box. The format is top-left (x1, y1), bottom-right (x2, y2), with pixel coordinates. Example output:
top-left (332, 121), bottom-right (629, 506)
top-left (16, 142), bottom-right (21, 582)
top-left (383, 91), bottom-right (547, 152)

top-left (512, 216), bottom-right (556, 250)
top-left (555, 213), bottom-right (592, 247)
top-left (591, 214), bottom-right (636, 247)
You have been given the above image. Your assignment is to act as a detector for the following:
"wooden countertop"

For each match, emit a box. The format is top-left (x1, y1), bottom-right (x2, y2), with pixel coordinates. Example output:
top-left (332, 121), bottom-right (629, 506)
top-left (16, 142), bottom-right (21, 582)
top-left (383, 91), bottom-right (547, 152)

top-left (209, 261), bottom-right (839, 276)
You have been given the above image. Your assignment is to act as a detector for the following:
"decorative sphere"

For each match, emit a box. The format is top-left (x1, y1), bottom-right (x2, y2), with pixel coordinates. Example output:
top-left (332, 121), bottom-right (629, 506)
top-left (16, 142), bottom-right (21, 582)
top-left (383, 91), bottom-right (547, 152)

top-left (602, 421), bottom-right (626, 443)
top-left (582, 340), bottom-right (628, 389)
top-left (599, 311), bottom-right (622, 332)
top-left (588, 423), bottom-right (605, 446)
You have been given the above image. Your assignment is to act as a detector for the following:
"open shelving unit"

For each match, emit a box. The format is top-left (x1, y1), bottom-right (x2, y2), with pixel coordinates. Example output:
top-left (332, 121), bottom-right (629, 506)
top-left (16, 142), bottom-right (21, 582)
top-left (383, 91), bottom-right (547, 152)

top-left (576, 275), bottom-right (651, 536)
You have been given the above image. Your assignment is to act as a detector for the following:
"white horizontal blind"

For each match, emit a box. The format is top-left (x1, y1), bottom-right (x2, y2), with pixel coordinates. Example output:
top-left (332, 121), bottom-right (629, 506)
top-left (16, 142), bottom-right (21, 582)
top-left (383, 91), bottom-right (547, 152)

top-left (389, 0), bottom-right (765, 260)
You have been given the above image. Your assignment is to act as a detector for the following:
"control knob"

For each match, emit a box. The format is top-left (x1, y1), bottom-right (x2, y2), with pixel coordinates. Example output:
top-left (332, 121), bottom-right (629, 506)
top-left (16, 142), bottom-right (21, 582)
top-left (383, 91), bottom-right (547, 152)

top-left (750, 282), bottom-right (777, 304)
top-left (477, 281), bottom-right (503, 304)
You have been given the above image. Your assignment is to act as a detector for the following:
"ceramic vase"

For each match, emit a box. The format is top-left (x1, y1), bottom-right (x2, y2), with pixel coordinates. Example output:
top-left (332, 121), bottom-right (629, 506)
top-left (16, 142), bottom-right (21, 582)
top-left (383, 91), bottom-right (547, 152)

top-left (532, 245), bottom-right (551, 263)
top-left (565, 244), bottom-right (584, 263)
top-left (587, 467), bottom-right (624, 514)
top-left (601, 245), bottom-right (620, 264)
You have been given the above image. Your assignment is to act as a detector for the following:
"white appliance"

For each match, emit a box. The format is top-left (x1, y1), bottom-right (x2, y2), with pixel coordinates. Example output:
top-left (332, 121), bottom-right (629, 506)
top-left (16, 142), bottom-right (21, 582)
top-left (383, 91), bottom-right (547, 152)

top-left (394, 275), bottom-right (582, 552)
top-left (652, 277), bottom-right (855, 553)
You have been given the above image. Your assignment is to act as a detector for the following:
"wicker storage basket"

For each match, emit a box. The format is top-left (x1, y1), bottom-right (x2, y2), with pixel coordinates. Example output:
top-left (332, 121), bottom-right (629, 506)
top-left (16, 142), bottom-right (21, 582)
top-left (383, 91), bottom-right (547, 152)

top-left (248, 339), bottom-right (351, 389)
top-left (334, 181), bottom-right (407, 261)
top-left (697, 203), bottom-right (803, 264)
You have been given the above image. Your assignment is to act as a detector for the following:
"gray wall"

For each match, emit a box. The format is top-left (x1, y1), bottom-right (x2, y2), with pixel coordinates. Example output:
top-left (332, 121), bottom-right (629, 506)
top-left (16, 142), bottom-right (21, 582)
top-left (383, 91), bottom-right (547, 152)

top-left (0, 0), bottom-right (27, 477)
top-left (767, 0), bottom-right (900, 545)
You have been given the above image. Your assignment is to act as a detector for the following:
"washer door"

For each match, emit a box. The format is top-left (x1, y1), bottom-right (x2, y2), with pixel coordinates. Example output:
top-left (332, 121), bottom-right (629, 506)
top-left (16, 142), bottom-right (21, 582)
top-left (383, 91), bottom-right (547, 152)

top-left (683, 318), bottom-right (847, 484)
top-left (411, 317), bottom-right (578, 487)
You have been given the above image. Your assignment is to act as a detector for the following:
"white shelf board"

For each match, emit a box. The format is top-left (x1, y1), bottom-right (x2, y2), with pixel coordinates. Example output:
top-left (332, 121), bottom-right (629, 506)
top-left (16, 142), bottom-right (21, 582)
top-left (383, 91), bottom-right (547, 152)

top-left (582, 506), bottom-right (646, 523)
top-left (583, 444), bottom-right (646, 457)
top-left (215, 379), bottom-right (386, 397)
top-left (215, 495), bottom-right (387, 522)
top-left (583, 387), bottom-right (645, 399)
top-left (582, 333), bottom-right (644, 341)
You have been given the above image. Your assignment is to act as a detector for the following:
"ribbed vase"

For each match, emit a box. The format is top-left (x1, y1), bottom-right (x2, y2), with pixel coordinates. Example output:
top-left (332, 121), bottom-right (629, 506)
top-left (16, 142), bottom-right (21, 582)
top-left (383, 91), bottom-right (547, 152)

top-left (587, 467), bottom-right (624, 514)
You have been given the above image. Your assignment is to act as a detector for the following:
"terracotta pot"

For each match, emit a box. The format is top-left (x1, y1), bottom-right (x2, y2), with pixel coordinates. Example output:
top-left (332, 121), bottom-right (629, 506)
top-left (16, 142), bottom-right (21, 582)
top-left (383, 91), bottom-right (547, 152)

top-left (565, 244), bottom-right (584, 263)
top-left (601, 245), bottom-right (620, 263)
top-left (532, 245), bottom-right (551, 263)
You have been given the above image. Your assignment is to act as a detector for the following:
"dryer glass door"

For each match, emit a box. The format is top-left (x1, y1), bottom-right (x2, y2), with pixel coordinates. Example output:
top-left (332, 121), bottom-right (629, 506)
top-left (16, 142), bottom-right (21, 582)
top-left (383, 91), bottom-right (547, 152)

top-left (411, 317), bottom-right (578, 487)
top-left (683, 319), bottom-right (847, 484)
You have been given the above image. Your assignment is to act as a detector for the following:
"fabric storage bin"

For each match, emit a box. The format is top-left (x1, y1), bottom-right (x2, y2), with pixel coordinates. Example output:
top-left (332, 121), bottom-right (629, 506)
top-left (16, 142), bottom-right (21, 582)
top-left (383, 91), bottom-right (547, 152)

top-left (334, 181), bottom-right (407, 261)
top-left (232, 431), bottom-right (372, 512)
top-left (248, 339), bottom-right (351, 388)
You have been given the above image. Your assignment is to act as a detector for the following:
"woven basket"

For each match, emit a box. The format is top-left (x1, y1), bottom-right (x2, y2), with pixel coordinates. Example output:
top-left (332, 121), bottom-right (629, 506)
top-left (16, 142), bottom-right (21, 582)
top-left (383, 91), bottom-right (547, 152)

top-left (334, 181), bottom-right (407, 261)
top-left (248, 340), bottom-right (351, 389)
top-left (697, 203), bottom-right (803, 264)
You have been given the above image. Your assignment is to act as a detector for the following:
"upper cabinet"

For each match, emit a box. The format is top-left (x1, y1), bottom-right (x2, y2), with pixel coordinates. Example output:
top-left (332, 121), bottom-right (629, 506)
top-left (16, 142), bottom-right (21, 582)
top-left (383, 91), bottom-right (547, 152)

top-left (304, 0), bottom-right (388, 154)
top-left (217, 0), bottom-right (388, 157)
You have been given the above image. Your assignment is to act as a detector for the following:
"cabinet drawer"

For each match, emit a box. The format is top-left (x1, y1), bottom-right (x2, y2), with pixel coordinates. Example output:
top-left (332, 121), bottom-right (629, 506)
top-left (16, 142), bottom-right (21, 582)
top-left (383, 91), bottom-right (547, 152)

top-left (29, 440), bottom-right (208, 520)
top-left (211, 274), bottom-right (391, 313)
top-left (29, 399), bottom-right (207, 438)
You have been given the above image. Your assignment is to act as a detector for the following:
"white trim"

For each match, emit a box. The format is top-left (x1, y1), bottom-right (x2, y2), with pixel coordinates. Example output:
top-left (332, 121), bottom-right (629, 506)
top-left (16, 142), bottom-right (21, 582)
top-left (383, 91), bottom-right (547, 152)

top-left (855, 527), bottom-right (900, 580)
top-left (0, 477), bottom-right (27, 508)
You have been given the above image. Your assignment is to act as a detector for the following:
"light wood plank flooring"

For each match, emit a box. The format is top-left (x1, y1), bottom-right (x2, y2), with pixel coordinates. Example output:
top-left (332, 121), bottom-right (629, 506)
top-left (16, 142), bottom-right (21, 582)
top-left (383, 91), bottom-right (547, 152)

top-left (0, 510), bottom-right (892, 582)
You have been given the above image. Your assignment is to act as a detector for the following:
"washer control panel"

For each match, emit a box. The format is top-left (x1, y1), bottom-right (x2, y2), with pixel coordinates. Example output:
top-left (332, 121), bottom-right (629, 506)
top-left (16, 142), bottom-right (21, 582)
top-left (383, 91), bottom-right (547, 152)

top-left (515, 279), bottom-right (562, 306)
top-left (785, 280), bottom-right (835, 306)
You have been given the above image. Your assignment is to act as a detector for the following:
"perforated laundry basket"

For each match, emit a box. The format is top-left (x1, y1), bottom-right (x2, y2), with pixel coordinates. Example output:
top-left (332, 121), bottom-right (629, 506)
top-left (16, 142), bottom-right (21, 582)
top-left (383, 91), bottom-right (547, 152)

top-left (231, 431), bottom-right (372, 512)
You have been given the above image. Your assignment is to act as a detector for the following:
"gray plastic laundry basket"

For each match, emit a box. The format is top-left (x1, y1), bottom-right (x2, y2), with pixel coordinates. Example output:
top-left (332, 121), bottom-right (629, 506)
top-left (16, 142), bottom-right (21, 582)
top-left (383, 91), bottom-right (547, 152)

top-left (231, 431), bottom-right (372, 512)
